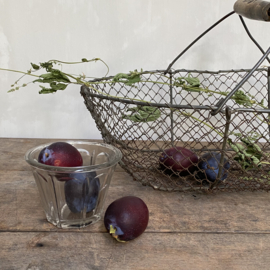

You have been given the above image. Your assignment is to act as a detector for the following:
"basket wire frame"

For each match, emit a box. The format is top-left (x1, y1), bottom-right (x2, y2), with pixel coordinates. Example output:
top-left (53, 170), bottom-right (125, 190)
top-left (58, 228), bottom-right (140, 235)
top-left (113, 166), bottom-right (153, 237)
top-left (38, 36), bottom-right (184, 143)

top-left (81, 11), bottom-right (270, 192)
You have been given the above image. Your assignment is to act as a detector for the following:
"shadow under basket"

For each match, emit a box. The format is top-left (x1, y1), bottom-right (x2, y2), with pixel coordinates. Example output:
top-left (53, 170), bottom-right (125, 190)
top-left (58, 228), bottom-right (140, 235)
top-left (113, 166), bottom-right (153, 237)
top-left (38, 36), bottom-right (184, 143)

top-left (81, 5), bottom-right (270, 192)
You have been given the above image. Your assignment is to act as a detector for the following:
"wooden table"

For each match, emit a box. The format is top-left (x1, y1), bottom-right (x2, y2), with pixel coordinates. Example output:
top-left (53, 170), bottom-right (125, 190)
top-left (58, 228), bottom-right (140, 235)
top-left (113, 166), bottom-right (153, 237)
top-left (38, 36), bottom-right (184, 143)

top-left (1, 138), bottom-right (270, 270)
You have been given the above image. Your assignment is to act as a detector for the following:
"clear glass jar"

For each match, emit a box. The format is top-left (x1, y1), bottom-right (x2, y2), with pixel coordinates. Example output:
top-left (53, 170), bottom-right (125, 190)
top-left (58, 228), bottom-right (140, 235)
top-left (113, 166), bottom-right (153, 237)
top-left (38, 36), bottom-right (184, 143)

top-left (25, 141), bottom-right (122, 229)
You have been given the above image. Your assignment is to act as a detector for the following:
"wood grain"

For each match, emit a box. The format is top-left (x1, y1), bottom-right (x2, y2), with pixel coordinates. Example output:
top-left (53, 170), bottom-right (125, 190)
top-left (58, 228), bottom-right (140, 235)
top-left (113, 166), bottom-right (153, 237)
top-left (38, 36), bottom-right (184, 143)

top-left (1, 232), bottom-right (270, 270)
top-left (1, 138), bottom-right (270, 270)
top-left (1, 170), bottom-right (270, 233)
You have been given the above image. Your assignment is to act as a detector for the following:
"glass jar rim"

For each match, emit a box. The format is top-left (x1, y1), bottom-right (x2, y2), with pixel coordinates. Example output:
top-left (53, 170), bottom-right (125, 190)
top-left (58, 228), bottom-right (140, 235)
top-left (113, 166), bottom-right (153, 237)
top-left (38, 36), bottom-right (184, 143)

top-left (25, 141), bottom-right (122, 172)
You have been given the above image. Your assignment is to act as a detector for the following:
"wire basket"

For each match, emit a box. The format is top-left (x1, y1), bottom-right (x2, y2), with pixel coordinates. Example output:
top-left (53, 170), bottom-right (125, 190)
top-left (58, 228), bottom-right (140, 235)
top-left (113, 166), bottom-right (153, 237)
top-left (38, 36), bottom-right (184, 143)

top-left (81, 4), bottom-right (270, 192)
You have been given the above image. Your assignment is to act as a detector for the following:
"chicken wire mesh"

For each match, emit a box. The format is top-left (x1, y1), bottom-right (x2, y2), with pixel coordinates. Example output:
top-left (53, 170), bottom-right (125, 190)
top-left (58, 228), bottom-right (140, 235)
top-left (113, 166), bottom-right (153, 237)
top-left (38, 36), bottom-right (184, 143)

top-left (80, 67), bottom-right (270, 192)
top-left (80, 10), bottom-right (270, 192)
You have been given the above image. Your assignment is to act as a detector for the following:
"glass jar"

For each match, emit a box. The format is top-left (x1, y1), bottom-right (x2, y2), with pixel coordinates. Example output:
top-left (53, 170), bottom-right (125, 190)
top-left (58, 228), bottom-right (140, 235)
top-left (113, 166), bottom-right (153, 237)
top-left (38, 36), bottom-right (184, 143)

top-left (25, 141), bottom-right (122, 229)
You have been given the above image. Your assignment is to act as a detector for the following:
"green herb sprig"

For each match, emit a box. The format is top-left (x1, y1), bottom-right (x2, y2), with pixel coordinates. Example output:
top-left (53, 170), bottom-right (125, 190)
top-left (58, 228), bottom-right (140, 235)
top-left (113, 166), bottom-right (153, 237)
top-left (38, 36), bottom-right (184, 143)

top-left (2, 58), bottom-right (109, 94)
top-left (122, 106), bottom-right (161, 122)
top-left (112, 69), bottom-right (142, 86)
top-left (2, 60), bottom-right (270, 172)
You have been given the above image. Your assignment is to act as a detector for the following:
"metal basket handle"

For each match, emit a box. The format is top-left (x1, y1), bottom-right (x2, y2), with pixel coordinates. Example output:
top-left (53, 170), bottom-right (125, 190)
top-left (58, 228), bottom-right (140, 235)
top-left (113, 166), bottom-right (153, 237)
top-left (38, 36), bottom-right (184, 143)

top-left (234, 0), bottom-right (270, 21)
top-left (164, 11), bottom-right (235, 74)
top-left (165, 1), bottom-right (270, 116)
top-left (211, 47), bottom-right (270, 116)
top-left (212, 0), bottom-right (270, 115)
top-left (165, 1), bottom-right (270, 74)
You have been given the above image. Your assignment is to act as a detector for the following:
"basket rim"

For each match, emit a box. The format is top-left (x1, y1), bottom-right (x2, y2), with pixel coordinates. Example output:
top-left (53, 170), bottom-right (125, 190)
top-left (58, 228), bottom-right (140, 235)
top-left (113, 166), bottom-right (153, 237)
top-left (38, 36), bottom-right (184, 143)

top-left (81, 67), bottom-right (270, 113)
top-left (80, 89), bottom-right (270, 115)
top-left (87, 67), bottom-right (269, 83)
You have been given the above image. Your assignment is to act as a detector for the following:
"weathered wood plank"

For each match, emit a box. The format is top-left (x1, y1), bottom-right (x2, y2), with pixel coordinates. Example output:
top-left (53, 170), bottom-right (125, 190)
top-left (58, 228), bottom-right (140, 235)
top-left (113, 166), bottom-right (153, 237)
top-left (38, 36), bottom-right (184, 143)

top-left (1, 170), bottom-right (270, 233)
top-left (1, 138), bottom-right (270, 270)
top-left (0, 170), bottom-right (136, 232)
top-left (0, 232), bottom-right (270, 270)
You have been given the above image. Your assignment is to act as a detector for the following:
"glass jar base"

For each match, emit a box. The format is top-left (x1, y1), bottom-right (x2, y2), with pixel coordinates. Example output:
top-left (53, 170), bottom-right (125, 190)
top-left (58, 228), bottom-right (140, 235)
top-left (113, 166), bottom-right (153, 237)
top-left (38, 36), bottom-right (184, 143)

top-left (47, 214), bottom-right (101, 229)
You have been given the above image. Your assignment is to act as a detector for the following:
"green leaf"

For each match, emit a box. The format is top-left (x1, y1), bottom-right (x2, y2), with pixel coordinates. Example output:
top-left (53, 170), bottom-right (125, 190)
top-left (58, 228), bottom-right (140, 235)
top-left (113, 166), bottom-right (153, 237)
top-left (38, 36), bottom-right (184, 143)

top-left (34, 69), bottom-right (70, 84)
top-left (122, 106), bottom-right (161, 122)
top-left (112, 70), bottom-right (142, 86)
top-left (242, 139), bottom-right (262, 160)
top-left (51, 69), bottom-right (70, 82)
top-left (49, 82), bottom-right (68, 91)
top-left (229, 142), bottom-right (246, 154)
top-left (39, 62), bottom-right (53, 71)
top-left (31, 63), bottom-right (40, 70)
top-left (174, 74), bottom-right (200, 88)
top-left (228, 136), bottom-right (263, 170)
top-left (38, 85), bottom-right (57, 94)
top-left (183, 75), bottom-right (200, 87)
top-left (174, 74), bottom-right (203, 92)
top-left (232, 90), bottom-right (253, 107)
top-left (173, 78), bottom-right (185, 88)
top-left (260, 99), bottom-right (265, 106)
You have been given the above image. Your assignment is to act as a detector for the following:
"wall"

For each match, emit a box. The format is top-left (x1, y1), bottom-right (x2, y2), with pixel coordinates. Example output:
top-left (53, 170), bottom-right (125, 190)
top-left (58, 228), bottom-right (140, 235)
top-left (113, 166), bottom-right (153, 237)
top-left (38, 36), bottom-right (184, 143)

top-left (0, 0), bottom-right (269, 139)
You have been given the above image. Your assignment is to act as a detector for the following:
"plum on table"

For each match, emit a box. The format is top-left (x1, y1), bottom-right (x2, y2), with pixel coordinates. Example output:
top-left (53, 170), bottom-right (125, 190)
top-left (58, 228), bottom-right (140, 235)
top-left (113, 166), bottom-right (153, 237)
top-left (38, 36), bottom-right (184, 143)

top-left (195, 152), bottom-right (230, 182)
top-left (159, 146), bottom-right (198, 175)
top-left (104, 196), bottom-right (149, 242)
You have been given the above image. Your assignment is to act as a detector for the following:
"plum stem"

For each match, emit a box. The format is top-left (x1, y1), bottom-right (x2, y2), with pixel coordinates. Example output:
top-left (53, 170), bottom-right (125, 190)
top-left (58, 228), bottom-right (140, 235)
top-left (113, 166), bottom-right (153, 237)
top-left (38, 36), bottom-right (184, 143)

top-left (109, 224), bottom-right (117, 234)
top-left (109, 225), bottom-right (126, 243)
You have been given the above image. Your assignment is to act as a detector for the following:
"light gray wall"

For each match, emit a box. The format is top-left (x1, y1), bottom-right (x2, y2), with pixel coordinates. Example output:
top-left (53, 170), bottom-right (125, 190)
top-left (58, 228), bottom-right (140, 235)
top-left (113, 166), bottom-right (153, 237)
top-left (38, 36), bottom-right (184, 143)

top-left (0, 0), bottom-right (269, 139)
